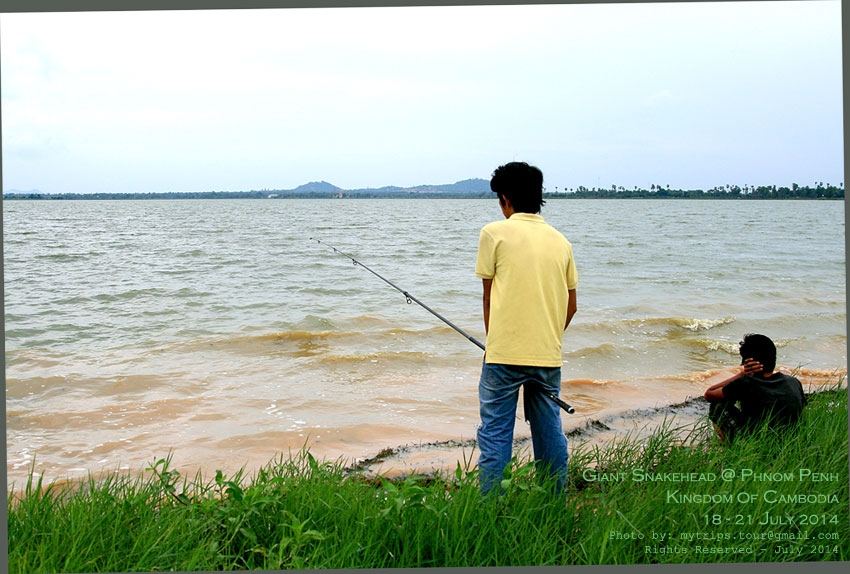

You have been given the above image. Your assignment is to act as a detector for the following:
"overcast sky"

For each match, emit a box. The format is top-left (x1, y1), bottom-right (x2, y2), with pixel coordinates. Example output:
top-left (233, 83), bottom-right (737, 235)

top-left (1, 1), bottom-right (843, 194)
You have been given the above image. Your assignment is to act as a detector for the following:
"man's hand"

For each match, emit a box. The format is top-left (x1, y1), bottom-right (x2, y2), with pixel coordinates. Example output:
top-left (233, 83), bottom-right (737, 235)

top-left (741, 358), bottom-right (763, 377)
top-left (704, 359), bottom-right (762, 402)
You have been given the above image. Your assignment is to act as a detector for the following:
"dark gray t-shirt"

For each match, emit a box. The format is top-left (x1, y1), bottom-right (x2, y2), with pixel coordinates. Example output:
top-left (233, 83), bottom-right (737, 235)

top-left (722, 372), bottom-right (806, 429)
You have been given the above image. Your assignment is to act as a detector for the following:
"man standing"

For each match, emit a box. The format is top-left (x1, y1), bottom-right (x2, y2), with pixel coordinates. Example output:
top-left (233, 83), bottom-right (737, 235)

top-left (474, 161), bottom-right (578, 494)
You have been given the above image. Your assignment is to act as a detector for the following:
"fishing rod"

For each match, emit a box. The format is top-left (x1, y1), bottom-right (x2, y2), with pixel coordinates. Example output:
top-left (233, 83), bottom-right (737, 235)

top-left (312, 237), bottom-right (576, 414)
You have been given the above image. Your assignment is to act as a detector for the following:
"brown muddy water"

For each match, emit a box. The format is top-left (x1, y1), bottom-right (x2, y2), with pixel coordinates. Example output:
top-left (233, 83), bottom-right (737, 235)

top-left (4, 199), bottom-right (846, 487)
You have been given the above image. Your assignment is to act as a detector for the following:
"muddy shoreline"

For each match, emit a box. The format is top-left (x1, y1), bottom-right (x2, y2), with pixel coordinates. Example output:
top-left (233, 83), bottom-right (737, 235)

top-left (348, 385), bottom-right (843, 479)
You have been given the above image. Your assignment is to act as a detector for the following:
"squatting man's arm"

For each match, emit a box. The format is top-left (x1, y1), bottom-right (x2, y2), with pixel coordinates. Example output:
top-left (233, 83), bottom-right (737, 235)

top-left (704, 358), bottom-right (765, 402)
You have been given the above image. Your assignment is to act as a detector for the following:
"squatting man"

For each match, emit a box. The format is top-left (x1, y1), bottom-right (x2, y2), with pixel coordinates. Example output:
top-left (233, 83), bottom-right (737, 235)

top-left (703, 333), bottom-right (806, 442)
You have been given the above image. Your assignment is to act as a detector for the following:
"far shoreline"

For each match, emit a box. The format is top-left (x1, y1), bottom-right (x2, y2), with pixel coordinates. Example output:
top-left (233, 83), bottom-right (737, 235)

top-left (3, 195), bottom-right (844, 201)
top-left (3, 181), bottom-right (844, 202)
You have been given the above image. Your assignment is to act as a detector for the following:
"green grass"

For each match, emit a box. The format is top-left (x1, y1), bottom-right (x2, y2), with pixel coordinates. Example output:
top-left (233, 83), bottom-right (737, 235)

top-left (9, 387), bottom-right (848, 571)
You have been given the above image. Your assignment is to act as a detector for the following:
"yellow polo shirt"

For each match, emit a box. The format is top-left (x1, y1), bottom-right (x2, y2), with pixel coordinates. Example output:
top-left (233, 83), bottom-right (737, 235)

top-left (475, 212), bottom-right (578, 367)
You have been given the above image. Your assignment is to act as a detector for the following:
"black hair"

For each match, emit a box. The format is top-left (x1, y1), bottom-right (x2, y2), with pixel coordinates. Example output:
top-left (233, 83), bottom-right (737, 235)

top-left (490, 161), bottom-right (545, 214)
top-left (739, 333), bottom-right (777, 373)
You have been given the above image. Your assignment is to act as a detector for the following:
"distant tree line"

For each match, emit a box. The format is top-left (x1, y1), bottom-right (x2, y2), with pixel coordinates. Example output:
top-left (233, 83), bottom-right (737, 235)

top-left (546, 182), bottom-right (844, 200)
top-left (3, 182), bottom-right (843, 201)
top-left (4, 190), bottom-right (271, 200)
top-left (2, 190), bottom-right (492, 200)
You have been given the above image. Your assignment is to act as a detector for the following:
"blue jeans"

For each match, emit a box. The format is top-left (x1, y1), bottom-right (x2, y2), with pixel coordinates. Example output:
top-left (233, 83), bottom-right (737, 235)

top-left (477, 362), bottom-right (568, 494)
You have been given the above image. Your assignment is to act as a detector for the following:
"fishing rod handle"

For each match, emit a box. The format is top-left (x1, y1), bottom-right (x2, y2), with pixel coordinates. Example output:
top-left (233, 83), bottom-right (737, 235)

top-left (544, 391), bottom-right (576, 414)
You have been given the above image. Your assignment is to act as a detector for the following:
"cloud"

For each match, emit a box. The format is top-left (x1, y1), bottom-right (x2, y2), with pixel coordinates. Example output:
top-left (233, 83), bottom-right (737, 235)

top-left (0, 2), bottom-right (842, 192)
top-left (644, 90), bottom-right (676, 107)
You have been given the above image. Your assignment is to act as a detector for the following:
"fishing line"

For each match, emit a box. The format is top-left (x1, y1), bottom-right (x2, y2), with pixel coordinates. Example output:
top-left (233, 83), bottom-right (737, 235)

top-left (312, 237), bottom-right (575, 414)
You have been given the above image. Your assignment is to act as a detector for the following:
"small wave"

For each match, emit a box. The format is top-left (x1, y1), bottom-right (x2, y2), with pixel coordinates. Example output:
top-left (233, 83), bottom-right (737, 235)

top-left (795, 367), bottom-right (847, 378)
top-left (566, 378), bottom-right (617, 386)
top-left (315, 350), bottom-right (431, 365)
top-left (664, 369), bottom-right (728, 383)
top-left (567, 343), bottom-right (618, 359)
top-left (685, 337), bottom-right (794, 356)
top-left (4, 350), bottom-right (64, 370)
top-left (9, 322), bottom-right (105, 344)
top-left (34, 253), bottom-right (89, 262)
top-left (623, 315), bottom-right (736, 333)
top-left (296, 286), bottom-right (360, 296)
top-left (90, 287), bottom-right (211, 303)
top-left (139, 308), bottom-right (181, 317)
top-left (48, 295), bottom-right (95, 306)
top-left (679, 317), bottom-right (736, 331)
top-left (789, 367), bottom-right (847, 387)
top-left (5, 375), bottom-right (72, 400)
top-left (297, 315), bottom-right (338, 330)
top-left (173, 287), bottom-right (212, 298)
top-left (344, 315), bottom-right (455, 335)
top-left (692, 338), bottom-right (740, 355)
top-left (166, 329), bottom-right (345, 356)
top-left (93, 288), bottom-right (169, 303)
top-left (170, 323), bottom-right (457, 358)
top-left (386, 325), bottom-right (454, 337)
top-left (253, 330), bottom-right (343, 343)
top-left (347, 315), bottom-right (395, 327)
top-left (5, 327), bottom-right (47, 339)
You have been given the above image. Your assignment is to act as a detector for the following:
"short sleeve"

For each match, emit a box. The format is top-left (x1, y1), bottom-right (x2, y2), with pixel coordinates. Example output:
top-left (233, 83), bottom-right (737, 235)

top-left (565, 243), bottom-right (578, 290)
top-left (722, 376), bottom-right (747, 402)
top-left (794, 376), bottom-right (807, 406)
top-left (475, 228), bottom-right (496, 279)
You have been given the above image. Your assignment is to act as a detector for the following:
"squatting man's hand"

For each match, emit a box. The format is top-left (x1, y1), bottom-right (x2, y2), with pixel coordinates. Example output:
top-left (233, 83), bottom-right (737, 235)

top-left (741, 358), bottom-right (764, 376)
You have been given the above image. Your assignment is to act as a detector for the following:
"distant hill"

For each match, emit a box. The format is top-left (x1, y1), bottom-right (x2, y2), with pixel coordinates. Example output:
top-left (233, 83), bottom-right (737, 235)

top-left (444, 178), bottom-right (491, 193)
top-left (2, 179), bottom-right (492, 200)
top-left (286, 178), bottom-right (490, 197)
top-left (349, 178), bottom-right (490, 196)
top-left (292, 181), bottom-right (342, 194)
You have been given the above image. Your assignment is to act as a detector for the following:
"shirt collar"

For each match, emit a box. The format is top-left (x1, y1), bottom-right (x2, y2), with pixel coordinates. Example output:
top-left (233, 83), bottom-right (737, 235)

top-left (508, 212), bottom-right (545, 223)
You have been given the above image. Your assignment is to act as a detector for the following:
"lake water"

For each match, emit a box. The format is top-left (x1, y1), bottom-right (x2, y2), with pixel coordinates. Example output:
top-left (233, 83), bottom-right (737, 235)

top-left (3, 198), bottom-right (846, 486)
